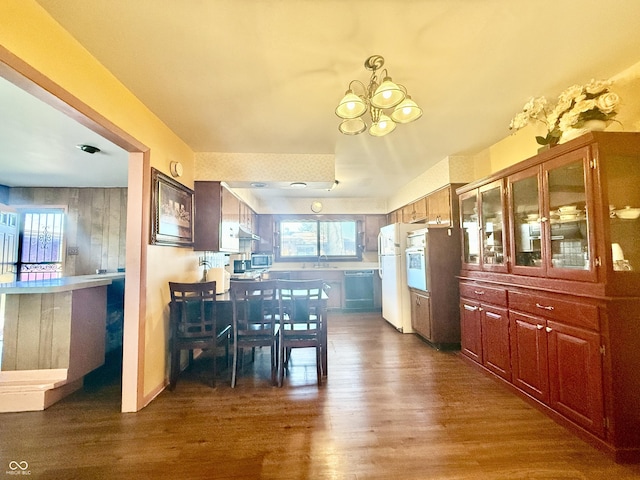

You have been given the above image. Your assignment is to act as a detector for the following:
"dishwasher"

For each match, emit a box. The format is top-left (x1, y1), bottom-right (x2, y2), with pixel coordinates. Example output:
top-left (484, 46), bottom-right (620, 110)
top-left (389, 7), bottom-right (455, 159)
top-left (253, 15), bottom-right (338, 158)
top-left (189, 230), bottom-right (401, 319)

top-left (343, 270), bottom-right (375, 311)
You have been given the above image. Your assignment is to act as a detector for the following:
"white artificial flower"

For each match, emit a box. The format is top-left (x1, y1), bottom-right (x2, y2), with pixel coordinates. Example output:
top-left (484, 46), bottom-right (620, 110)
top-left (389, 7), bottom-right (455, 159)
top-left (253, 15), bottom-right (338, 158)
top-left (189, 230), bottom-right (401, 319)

top-left (595, 92), bottom-right (619, 114)
top-left (585, 79), bottom-right (612, 95)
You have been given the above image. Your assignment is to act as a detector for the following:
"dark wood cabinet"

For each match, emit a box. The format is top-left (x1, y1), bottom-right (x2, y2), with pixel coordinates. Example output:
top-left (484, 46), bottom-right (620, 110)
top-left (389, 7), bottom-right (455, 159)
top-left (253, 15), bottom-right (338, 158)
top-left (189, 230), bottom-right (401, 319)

top-left (459, 299), bottom-right (482, 363)
top-left (364, 215), bottom-right (387, 252)
top-left (195, 182), bottom-right (260, 253)
top-left (410, 289), bottom-right (431, 339)
top-left (459, 282), bottom-right (508, 377)
top-left (480, 304), bottom-right (511, 382)
top-left (457, 132), bottom-right (640, 462)
top-left (410, 228), bottom-right (461, 348)
top-left (427, 185), bottom-right (459, 227)
top-left (256, 214), bottom-right (274, 253)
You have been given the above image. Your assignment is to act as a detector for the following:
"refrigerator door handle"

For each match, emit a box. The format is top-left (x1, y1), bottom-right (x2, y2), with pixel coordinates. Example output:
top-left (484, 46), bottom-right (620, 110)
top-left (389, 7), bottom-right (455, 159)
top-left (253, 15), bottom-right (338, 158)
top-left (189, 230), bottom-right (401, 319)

top-left (378, 231), bottom-right (383, 279)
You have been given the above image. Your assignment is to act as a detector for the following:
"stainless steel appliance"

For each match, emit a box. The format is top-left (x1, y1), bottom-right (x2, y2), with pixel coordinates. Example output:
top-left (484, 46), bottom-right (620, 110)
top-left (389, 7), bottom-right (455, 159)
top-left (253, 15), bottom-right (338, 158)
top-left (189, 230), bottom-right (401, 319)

top-left (250, 253), bottom-right (273, 269)
top-left (406, 228), bottom-right (428, 291)
top-left (378, 223), bottom-right (414, 333)
top-left (343, 270), bottom-right (375, 310)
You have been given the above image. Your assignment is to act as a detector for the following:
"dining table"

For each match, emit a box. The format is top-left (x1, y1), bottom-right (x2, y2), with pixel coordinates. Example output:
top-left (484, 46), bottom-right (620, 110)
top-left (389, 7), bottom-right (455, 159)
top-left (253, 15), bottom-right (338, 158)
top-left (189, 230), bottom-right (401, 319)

top-left (197, 283), bottom-right (329, 377)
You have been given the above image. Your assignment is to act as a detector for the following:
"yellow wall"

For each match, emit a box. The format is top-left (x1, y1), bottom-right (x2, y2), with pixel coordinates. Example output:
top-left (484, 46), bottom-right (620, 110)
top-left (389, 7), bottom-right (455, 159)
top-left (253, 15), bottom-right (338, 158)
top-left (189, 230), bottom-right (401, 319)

top-left (487, 59), bottom-right (640, 175)
top-left (1, 0), bottom-right (205, 402)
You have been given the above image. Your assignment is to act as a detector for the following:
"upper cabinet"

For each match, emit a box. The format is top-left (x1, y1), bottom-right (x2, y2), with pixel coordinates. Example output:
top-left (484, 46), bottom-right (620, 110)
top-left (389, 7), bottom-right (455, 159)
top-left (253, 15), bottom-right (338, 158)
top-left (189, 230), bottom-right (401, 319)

top-left (403, 197), bottom-right (427, 223)
top-left (364, 215), bottom-right (388, 252)
top-left (507, 147), bottom-right (596, 282)
top-left (457, 132), bottom-right (640, 293)
top-left (427, 185), bottom-right (462, 227)
top-left (195, 181), bottom-right (257, 253)
top-left (460, 180), bottom-right (508, 273)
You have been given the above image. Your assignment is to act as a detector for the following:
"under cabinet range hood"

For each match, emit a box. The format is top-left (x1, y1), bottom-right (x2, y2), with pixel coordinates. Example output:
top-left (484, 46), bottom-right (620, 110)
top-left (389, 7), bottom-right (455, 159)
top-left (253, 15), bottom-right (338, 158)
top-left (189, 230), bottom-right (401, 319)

top-left (238, 225), bottom-right (260, 241)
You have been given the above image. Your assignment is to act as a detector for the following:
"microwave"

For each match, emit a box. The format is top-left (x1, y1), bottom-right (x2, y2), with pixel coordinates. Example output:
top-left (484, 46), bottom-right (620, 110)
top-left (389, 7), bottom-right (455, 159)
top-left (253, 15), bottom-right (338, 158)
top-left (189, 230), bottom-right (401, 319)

top-left (250, 253), bottom-right (273, 269)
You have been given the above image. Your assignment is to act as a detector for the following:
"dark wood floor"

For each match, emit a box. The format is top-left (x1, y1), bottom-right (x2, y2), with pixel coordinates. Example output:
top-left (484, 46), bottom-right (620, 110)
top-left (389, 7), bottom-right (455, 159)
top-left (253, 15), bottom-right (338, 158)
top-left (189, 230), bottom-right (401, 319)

top-left (3, 312), bottom-right (640, 479)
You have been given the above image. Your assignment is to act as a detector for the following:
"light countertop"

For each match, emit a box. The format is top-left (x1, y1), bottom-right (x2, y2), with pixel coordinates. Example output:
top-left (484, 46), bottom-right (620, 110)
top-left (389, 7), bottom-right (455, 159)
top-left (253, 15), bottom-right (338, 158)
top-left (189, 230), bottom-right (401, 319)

top-left (0, 272), bottom-right (125, 294)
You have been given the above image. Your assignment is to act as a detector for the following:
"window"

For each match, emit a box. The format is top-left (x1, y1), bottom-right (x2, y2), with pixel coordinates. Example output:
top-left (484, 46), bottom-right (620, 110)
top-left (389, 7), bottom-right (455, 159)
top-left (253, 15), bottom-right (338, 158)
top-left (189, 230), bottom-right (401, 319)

top-left (278, 219), bottom-right (360, 260)
top-left (18, 209), bottom-right (65, 281)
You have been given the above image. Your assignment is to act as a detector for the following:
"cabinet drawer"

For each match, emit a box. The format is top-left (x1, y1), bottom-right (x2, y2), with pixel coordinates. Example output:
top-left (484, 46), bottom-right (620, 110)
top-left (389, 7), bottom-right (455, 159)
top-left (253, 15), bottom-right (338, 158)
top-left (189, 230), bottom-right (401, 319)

top-left (459, 283), bottom-right (507, 306)
top-left (508, 291), bottom-right (599, 331)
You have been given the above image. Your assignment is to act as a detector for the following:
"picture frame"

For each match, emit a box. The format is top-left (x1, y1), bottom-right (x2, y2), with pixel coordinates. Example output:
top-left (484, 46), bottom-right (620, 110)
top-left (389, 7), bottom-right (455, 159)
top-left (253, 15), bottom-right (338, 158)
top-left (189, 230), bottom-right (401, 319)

top-left (150, 167), bottom-right (194, 247)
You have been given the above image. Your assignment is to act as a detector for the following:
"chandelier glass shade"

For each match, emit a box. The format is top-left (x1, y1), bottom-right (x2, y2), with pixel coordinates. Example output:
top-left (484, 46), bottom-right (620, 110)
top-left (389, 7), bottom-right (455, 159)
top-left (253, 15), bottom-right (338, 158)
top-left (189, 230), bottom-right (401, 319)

top-left (335, 55), bottom-right (422, 136)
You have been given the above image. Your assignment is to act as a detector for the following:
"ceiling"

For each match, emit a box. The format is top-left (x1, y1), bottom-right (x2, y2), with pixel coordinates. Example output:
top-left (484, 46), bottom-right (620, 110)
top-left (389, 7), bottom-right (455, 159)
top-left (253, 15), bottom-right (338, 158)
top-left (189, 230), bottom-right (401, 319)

top-left (3, 1), bottom-right (640, 202)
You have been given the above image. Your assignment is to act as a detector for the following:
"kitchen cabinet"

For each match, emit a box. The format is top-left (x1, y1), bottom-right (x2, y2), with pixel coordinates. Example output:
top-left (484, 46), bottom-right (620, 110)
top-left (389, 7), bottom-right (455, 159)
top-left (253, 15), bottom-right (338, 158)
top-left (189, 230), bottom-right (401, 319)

top-left (388, 209), bottom-right (402, 225)
top-left (460, 180), bottom-right (508, 273)
top-left (403, 197), bottom-right (427, 223)
top-left (459, 282), bottom-right (510, 380)
top-left (364, 214), bottom-right (387, 252)
top-left (507, 147), bottom-right (596, 282)
top-left (257, 214), bottom-right (274, 253)
top-left (409, 228), bottom-right (461, 348)
top-left (426, 185), bottom-right (462, 227)
top-left (194, 181), bottom-right (240, 252)
top-left (509, 289), bottom-right (604, 438)
top-left (239, 201), bottom-right (256, 235)
top-left (456, 132), bottom-right (640, 462)
top-left (410, 289), bottom-right (431, 339)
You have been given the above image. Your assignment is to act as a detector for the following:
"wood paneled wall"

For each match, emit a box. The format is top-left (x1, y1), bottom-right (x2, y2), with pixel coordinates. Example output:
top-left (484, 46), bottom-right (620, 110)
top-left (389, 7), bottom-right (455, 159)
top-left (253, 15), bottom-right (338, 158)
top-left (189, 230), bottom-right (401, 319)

top-left (8, 188), bottom-right (127, 276)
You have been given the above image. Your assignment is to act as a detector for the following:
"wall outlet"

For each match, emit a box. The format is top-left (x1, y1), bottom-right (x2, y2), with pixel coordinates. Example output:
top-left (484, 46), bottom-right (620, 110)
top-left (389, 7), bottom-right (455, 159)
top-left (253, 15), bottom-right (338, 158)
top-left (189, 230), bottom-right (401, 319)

top-left (67, 246), bottom-right (79, 255)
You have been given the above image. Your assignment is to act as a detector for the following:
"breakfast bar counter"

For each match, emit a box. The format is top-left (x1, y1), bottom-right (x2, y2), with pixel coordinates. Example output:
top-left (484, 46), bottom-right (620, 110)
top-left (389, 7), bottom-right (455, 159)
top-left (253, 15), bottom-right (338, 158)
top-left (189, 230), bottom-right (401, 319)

top-left (0, 273), bottom-right (125, 380)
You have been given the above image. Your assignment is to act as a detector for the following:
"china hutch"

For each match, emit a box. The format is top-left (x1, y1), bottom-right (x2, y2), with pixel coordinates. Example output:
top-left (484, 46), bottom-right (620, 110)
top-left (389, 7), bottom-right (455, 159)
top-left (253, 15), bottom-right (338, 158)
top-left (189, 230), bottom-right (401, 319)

top-left (456, 132), bottom-right (640, 463)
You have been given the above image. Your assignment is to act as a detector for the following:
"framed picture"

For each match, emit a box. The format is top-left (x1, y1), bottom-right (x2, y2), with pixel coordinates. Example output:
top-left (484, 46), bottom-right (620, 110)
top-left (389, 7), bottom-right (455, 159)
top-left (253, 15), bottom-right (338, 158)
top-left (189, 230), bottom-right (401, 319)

top-left (150, 167), bottom-right (194, 247)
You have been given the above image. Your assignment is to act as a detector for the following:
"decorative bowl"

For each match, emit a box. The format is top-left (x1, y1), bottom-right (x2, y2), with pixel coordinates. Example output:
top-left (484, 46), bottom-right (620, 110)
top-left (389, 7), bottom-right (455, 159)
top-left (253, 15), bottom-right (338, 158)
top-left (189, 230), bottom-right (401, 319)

top-left (615, 206), bottom-right (640, 219)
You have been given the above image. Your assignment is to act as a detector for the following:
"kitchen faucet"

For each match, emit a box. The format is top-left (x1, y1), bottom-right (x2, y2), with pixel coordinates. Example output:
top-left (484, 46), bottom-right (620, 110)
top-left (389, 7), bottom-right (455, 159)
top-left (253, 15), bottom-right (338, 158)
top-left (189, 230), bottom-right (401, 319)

top-left (316, 254), bottom-right (329, 267)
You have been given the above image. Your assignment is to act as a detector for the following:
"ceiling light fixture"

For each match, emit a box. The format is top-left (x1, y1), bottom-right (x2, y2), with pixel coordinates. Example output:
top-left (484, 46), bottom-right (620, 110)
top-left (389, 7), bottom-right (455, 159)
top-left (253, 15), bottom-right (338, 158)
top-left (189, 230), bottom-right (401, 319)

top-left (335, 55), bottom-right (422, 137)
top-left (76, 144), bottom-right (101, 154)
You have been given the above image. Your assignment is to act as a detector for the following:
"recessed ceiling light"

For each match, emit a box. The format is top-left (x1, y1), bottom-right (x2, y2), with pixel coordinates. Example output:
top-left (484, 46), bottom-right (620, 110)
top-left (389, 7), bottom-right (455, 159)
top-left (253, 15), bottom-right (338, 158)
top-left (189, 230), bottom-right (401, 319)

top-left (290, 182), bottom-right (307, 188)
top-left (250, 182), bottom-right (267, 188)
top-left (76, 144), bottom-right (101, 154)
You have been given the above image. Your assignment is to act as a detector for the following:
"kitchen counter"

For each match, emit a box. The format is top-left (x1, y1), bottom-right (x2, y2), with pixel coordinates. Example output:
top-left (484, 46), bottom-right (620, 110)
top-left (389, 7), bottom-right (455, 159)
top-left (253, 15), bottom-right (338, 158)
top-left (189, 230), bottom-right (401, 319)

top-left (0, 272), bottom-right (125, 294)
top-left (267, 262), bottom-right (379, 272)
top-left (0, 273), bottom-right (122, 410)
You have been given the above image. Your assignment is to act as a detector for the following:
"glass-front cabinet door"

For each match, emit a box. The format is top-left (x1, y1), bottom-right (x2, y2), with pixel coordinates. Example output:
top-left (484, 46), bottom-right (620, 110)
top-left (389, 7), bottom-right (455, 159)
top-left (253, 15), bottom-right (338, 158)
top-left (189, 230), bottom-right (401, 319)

top-left (460, 190), bottom-right (480, 270)
top-left (543, 147), bottom-right (596, 282)
top-left (479, 180), bottom-right (508, 273)
top-left (508, 166), bottom-right (545, 276)
top-left (604, 152), bottom-right (640, 275)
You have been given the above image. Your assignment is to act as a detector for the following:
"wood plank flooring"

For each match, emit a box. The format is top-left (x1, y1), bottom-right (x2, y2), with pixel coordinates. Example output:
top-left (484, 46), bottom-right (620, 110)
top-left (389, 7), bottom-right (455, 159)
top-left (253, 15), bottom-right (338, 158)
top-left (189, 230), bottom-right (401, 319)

top-left (2, 312), bottom-right (640, 479)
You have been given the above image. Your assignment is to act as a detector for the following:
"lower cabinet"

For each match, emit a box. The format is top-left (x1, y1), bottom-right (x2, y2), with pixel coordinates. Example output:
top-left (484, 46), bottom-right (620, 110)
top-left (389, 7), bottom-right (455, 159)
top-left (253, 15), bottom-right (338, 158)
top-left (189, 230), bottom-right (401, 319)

top-left (410, 289), bottom-right (431, 339)
top-left (460, 280), bottom-right (607, 448)
top-left (459, 288), bottom-right (510, 381)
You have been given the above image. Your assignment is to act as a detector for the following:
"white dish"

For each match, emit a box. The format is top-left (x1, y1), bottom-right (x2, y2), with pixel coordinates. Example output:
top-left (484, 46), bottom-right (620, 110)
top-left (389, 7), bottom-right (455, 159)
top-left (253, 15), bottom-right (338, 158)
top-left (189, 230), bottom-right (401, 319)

top-left (615, 206), bottom-right (640, 219)
top-left (559, 213), bottom-right (582, 221)
top-left (558, 205), bottom-right (579, 213)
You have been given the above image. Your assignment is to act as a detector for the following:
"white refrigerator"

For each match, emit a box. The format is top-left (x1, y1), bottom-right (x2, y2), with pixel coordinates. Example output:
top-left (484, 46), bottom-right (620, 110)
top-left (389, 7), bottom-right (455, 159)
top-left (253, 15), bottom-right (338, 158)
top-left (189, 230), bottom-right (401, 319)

top-left (378, 223), bottom-right (414, 333)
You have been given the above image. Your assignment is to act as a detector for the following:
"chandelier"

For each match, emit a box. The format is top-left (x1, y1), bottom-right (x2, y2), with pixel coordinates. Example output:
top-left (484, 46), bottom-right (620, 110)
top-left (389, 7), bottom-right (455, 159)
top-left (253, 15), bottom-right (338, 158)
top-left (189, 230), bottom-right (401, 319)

top-left (335, 55), bottom-right (422, 137)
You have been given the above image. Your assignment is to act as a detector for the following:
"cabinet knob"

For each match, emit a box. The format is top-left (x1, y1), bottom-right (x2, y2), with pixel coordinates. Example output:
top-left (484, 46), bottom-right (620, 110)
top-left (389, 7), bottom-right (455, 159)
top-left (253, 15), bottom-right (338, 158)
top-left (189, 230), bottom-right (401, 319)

top-left (540, 217), bottom-right (548, 223)
top-left (536, 324), bottom-right (544, 330)
top-left (545, 326), bottom-right (553, 333)
top-left (474, 290), bottom-right (485, 295)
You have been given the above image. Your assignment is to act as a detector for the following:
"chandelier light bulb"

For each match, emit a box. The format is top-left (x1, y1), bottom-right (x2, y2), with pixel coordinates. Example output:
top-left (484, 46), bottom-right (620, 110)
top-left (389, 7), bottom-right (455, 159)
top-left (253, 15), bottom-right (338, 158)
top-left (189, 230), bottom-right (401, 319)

top-left (391, 96), bottom-right (423, 124)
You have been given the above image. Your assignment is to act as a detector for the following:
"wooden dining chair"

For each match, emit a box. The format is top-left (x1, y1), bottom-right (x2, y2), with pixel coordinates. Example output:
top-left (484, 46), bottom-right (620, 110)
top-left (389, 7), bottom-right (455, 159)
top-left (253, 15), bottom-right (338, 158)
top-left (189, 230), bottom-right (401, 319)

top-left (168, 280), bottom-right (231, 390)
top-left (229, 279), bottom-right (280, 387)
top-left (276, 279), bottom-right (325, 387)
